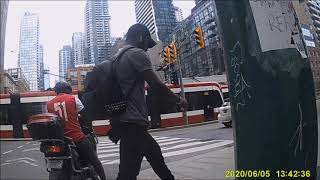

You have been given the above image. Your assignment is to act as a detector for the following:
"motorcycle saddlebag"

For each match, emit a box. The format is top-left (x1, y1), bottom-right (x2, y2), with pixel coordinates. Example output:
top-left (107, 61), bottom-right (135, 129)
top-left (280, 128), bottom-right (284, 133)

top-left (27, 113), bottom-right (64, 140)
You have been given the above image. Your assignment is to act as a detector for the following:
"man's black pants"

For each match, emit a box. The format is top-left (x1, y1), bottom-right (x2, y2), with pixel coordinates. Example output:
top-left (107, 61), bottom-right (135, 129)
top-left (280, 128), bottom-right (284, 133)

top-left (75, 137), bottom-right (106, 180)
top-left (117, 123), bottom-right (174, 180)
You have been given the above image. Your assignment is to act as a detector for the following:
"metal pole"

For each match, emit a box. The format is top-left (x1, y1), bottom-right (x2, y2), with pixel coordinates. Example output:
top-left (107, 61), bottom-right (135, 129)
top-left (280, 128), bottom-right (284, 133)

top-left (172, 35), bottom-right (188, 125)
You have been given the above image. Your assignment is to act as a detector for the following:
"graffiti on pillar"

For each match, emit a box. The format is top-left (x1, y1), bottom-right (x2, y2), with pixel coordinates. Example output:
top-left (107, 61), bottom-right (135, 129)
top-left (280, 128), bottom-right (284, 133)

top-left (230, 41), bottom-right (252, 111)
top-left (289, 104), bottom-right (306, 157)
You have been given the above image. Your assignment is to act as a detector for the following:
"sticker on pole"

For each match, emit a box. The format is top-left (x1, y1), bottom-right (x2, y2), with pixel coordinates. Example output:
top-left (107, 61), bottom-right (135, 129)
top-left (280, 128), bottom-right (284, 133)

top-left (249, 0), bottom-right (307, 58)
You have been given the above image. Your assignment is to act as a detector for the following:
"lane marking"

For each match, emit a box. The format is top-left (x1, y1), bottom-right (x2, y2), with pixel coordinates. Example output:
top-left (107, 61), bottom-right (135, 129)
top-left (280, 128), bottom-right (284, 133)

top-left (2, 150), bottom-right (13, 155)
top-left (161, 141), bottom-right (233, 158)
top-left (102, 159), bottom-right (119, 165)
top-left (152, 136), bottom-right (172, 140)
top-left (97, 139), bottom-right (192, 150)
top-left (100, 140), bottom-right (233, 165)
top-left (17, 145), bottom-right (24, 149)
top-left (98, 148), bottom-right (118, 154)
top-left (0, 162), bottom-right (13, 167)
top-left (158, 139), bottom-right (194, 146)
top-left (25, 142), bottom-right (31, 145)
top-left (98, 153), bottom-right (119, 159)
top-left (156, 137), bottom-right (188, 143)
top-left (97, 139), bottom-right (194, 154)
top-left (162, 140), bottom-right (223, 151)
top-left (17, 160), bottom-right (39, 167)
top-left (22, 148), bottom-right (39, 152)
top-left (6, 157), bottom-right (37, 163)
top-left (98, 145), bottom-right (119, 150)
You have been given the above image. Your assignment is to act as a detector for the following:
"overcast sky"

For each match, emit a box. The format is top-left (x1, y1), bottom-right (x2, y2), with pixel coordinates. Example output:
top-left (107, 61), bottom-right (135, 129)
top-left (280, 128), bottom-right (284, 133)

top-left (4, 0), bottom-right (195, 86)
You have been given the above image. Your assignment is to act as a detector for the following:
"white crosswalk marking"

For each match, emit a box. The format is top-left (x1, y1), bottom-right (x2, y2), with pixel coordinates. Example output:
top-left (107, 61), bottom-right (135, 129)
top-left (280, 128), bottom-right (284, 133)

top-left (97, 136), bottom-right (233, 165)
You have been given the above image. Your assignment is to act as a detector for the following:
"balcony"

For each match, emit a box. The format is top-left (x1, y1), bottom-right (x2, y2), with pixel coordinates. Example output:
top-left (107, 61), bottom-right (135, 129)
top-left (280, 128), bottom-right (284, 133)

top-left (313, 19), bottom-right (320, 27)
top-left (208, 25), bottom-right (216, 31)
top-left (205, 17), bottom-right (215, 25)
top-left (309, 5), bottom-right (319, 14)
top-left (311, 13), bottom-right (320, 20)
top-left (208, 32), bottom-right (217, 39)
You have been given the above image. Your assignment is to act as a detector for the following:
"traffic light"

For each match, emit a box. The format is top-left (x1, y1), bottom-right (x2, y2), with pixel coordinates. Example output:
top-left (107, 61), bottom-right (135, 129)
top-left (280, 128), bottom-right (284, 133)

top-left (170, 71), bottom-right (179, 85)
top-left (163, 46), bottom-right (170, 65)
top-left (194, 26), bottom-right (204, 49)
top-left (168, 43), bottom-right (177, 62)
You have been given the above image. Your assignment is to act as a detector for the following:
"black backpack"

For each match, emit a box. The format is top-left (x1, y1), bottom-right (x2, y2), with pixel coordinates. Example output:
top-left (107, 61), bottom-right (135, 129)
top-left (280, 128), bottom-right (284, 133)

top-left (81, 46), bottom-right (136, 121)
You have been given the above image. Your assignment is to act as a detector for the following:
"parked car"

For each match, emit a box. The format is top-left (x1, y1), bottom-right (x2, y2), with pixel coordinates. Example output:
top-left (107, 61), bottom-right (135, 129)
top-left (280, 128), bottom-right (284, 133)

top-left (217, 102), bottom-right (232, 128)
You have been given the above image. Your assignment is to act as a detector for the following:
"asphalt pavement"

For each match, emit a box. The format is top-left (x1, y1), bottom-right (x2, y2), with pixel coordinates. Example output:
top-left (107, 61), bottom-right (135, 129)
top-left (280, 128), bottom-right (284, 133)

top-left (0, 123), bottom-right (233, 180)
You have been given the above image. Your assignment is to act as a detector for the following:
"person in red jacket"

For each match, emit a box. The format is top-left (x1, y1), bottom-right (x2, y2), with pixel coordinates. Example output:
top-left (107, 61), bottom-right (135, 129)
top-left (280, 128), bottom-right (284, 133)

top-left (47, 82), bottom-right (106, 180)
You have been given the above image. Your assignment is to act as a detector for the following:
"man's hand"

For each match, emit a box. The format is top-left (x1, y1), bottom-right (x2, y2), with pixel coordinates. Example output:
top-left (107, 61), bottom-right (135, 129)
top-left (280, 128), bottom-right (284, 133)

top-left (177, 97), bottom-right (188, 111)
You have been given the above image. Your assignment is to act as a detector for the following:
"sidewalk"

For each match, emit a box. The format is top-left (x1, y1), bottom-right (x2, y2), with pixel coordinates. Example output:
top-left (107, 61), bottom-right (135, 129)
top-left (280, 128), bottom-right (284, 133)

top-left (138, 146), bottom-right (235, 180)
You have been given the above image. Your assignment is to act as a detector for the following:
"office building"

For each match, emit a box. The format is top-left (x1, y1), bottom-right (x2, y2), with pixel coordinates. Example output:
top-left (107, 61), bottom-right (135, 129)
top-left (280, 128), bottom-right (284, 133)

top-left (59, 45), bottom-right (73, 81)
top-left (84, 0), bottom-right (112, 64)
top-left (72, 32), bottom-right (85, 66)
top-left (171, 0), bottom-right (224, 77)
top-left (174, 6), bottom-right (184, 22)
top-left (135, 0), bottom-right (177, 45)
top-left (43, 68), bottom-right (50, 90)
top-left (18, 12), bottom-right (42, 91)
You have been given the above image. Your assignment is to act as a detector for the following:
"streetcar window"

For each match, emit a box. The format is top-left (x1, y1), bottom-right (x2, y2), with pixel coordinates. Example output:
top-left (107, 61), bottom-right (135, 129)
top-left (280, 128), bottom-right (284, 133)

top-left (20, 102), bottom-right (47, 124)
top-left (147, 89), bottom-right (223, 115)
top-left (0, 104), bottom-right (12, 125)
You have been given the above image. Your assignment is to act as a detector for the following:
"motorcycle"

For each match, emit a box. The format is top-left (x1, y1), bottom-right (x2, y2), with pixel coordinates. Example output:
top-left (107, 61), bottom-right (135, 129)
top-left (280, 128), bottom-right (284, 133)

top-left (27, 113), bottom-right (99, 180)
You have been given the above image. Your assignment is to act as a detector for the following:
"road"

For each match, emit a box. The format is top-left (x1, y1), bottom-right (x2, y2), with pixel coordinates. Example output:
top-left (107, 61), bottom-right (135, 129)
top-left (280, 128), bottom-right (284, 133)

top-left (0, 123), bottom-right (233, 180)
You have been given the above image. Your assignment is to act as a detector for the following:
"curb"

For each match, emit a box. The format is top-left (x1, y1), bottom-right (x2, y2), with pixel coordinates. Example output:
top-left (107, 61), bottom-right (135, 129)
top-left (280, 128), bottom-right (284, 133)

top-left (148, 120), bottom-right (218, 133)
top-left (0, 121), bottom-right (219, 141)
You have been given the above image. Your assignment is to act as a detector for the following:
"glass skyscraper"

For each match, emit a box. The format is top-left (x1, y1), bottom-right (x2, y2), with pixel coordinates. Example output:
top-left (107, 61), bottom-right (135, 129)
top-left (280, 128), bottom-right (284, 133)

top-left (72, 32), bottom-right (85, 66)
top-left (84, 0), bottom-right (112, 64)
top-left (135, 0), bottom-right (177, 45)
top-left (18, 12), bottom-right (42, 91)
top-left (59, 45), bottom-right (73, 82)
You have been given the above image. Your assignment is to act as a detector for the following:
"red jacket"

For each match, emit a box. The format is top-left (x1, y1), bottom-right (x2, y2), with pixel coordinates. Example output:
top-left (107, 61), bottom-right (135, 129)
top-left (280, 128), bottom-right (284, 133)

top-left (47, 93), bottom-right (85, 142)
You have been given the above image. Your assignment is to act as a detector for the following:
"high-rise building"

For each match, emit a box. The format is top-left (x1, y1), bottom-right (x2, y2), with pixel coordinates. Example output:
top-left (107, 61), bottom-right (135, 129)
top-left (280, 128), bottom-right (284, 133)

top-left (84, 0), bottom-right (112, 65)
top-left (59, 45), bottom-right (73, 81)
top-left (171, 0), bottom-right (224, 77)
top-left (72, 32), bottom-right (85, 66)
top-left (174, 6), bottom-right (184, 22)
top-left (293, 0), bottom-right (320, 97)
top-left (18, 12), bottom-right (42, 91)
top-left (39, 45), bottom-right (44, 91)
top-left (43, 68), bottom-right (50, 90)
top-left (135, 0), bottom-right (177, 45)
top-left (0, 0), bottom-right (9, 73)
top-left (195, 0), bottom-right (202, 5)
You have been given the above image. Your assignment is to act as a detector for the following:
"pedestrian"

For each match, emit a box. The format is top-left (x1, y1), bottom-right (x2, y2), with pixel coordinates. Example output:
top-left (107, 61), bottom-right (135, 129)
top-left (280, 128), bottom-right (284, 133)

top-left (47, 82), bottom-right (107, 180)
top-left (110, 23), bottom-right (188, 180)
